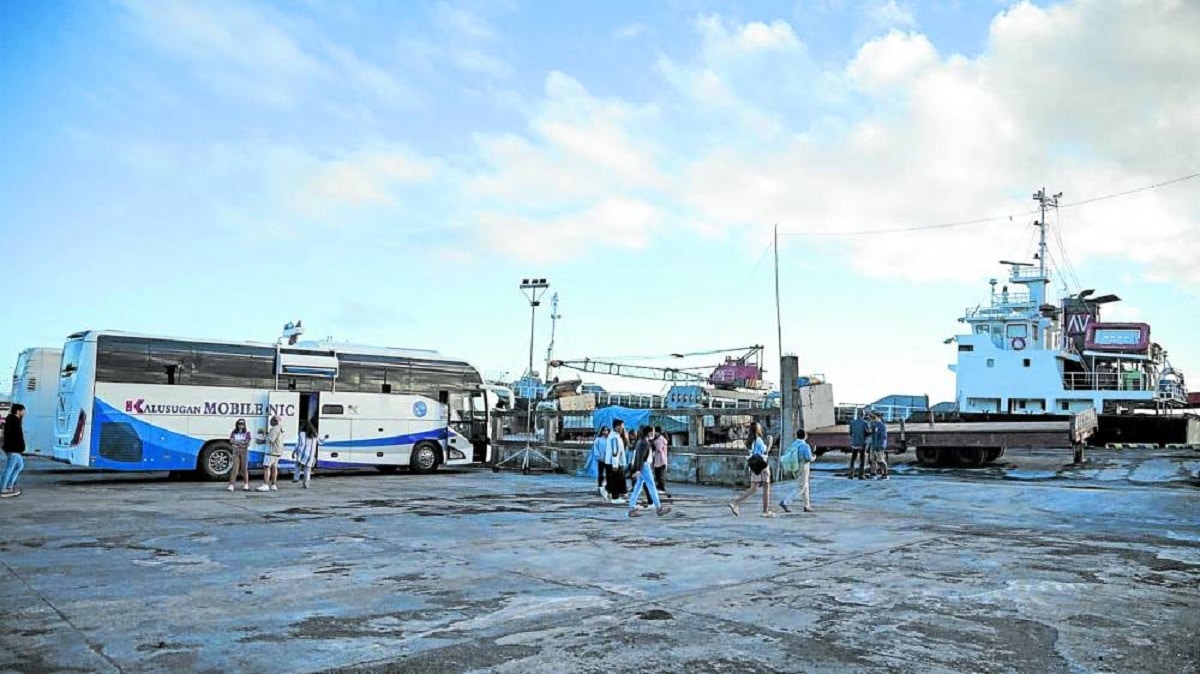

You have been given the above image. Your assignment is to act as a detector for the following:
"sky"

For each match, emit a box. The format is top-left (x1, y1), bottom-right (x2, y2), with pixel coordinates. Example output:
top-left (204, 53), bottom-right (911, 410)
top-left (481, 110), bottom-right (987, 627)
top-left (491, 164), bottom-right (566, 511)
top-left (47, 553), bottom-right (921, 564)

top-left (1, 0), bottom-right (1198, 406)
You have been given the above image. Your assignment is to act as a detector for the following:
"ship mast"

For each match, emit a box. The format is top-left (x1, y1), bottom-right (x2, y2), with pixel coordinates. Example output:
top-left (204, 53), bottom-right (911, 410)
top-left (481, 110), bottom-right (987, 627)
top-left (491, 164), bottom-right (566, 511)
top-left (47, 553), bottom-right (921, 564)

top-left (1031, 187), bottom-right (1061, 307)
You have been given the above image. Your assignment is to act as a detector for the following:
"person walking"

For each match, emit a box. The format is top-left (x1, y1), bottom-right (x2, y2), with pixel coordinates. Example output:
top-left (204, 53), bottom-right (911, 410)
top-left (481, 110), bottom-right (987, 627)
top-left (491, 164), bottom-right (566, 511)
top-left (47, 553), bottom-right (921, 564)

top-left (293, 420), bottom-right (319, 488)
top-left (1, 404), bottom-right (27, 498)
top-left (729, 421), bottom-right (775, 518)
top-left (848, 414), bottom-right (869, 479)
top-left (627, 426), bottom-right (671, 518)
top-left (871, 414), bottom-right (890, 480)
top-left (592, 426), bottom-right (610, 501)
top-left (779, 429), bottom-right (815, 513)
top-left (604, 420), bottom-right (629, 504)
top-left (651, 425), bottom-right (670, 499)
top-left (257, 415), bottom-right (284, 492)
top-left (227, 418), bottom-right (253, 492)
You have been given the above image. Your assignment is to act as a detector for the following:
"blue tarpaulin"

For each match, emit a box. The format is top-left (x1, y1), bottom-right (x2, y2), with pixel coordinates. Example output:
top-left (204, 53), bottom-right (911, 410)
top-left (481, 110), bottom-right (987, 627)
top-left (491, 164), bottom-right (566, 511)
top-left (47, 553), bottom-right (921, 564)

top-left (591, 406), bottom-right (651, 433)
top-left (574, 406), bottom-right (653, 478)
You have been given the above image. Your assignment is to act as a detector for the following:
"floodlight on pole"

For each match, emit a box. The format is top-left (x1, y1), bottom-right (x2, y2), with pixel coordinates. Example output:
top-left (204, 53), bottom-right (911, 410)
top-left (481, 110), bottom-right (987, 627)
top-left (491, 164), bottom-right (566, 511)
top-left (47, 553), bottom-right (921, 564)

top-left (519, 278), bottom-right (550, 379)
top-left (490, 277), bottom-right (560, 475)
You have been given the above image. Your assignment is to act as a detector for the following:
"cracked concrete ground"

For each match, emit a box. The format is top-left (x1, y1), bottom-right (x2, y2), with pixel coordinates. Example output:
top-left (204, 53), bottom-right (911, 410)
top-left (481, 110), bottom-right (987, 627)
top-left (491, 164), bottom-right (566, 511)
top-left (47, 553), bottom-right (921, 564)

top-left (1, 451), bottom-right (1197, 674)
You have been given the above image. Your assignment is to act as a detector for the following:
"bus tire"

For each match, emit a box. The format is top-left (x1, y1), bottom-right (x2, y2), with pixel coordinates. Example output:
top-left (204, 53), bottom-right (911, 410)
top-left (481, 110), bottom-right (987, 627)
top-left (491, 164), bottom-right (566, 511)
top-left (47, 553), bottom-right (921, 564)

top-left (410, 442), bottom-right (440, 474)
top-left (376, 465), bottom-right (400, 474)
top-left (198, 441), bottom-right (235, 481)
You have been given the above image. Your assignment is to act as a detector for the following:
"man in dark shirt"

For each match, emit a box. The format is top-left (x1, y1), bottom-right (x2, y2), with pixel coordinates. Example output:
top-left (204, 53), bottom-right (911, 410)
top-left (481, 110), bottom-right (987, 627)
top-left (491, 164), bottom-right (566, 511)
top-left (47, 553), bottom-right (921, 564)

top-left (2, 403), bottom-right (27, 498)
top-left (848, 414), bottom-right (869, 480)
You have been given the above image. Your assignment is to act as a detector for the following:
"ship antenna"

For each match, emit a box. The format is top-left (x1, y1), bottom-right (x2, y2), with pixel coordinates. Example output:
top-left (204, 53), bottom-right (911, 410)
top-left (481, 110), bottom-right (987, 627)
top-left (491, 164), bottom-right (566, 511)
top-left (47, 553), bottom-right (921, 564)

top-left (1031, 188), bottom-right (1062, 305)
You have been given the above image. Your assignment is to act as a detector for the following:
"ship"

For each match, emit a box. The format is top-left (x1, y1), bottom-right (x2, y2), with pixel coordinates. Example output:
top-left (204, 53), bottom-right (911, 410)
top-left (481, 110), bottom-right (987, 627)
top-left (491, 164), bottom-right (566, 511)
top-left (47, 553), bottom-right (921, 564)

top-left (946, 189), bottom-right (1191, 445)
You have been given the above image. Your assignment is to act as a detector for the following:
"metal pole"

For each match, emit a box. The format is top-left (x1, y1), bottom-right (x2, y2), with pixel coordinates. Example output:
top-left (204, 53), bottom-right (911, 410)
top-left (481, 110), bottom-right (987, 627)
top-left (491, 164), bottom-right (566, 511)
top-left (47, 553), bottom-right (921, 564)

top-left (526, 301), bottom-right (537, 440)
top-left (774, 223), bottom-right (783, 363)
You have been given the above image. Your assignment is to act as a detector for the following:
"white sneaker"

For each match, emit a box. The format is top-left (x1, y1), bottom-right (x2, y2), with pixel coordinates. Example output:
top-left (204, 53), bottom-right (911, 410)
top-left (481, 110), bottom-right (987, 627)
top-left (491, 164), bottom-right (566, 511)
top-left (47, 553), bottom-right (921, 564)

top-left (226, 484), bottom-right (235, 492)
top-left (303, 481), bottom-right (309, 489)
top-left (270, 485), bottom-right (278, 491)
top-left (256, 485), bottom-right (271, 492)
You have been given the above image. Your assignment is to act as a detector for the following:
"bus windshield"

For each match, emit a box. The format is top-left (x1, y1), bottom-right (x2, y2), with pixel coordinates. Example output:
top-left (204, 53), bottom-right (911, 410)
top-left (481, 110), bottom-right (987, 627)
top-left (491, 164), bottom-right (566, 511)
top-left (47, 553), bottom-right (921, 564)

top-left (59, 339), bottom-right (85, 392)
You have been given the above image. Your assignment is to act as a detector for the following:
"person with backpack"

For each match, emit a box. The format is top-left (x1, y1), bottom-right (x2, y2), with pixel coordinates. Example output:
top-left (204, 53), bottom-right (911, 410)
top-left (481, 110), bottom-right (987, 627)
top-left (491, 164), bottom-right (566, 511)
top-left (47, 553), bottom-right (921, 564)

top-left (728, 421), bottom-right (774, 518)
top-left (627, 426), bottom-right (671, 518)
top-left (779, 429), bottom-right (815, 513)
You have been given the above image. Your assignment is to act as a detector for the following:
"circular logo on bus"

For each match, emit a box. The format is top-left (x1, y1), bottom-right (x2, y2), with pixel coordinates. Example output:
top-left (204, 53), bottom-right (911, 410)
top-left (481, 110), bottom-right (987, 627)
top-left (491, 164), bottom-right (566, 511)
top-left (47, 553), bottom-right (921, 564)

top-left (413, 401), bottom-right (427, 418)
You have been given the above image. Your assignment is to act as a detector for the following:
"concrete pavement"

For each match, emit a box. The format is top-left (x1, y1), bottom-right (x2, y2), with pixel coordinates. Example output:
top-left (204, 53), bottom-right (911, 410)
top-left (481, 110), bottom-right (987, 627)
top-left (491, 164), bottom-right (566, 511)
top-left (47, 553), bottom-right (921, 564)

top-left (1, 453), bottom-right (1197, 673)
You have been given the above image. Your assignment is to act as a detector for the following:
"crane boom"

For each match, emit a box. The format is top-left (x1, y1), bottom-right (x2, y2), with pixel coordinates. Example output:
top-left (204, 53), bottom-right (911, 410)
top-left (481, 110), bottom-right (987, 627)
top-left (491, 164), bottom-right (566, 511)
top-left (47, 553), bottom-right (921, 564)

top-left (548, 359), bottom-right (709, 384)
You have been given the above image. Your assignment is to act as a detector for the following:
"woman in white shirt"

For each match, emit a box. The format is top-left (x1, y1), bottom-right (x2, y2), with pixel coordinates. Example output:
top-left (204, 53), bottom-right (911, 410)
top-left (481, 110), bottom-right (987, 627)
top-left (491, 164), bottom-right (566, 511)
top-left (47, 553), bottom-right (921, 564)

top-left (728, 421), bottom-right (774, 518)
top-left (292, 419), bottom-right (320, 489)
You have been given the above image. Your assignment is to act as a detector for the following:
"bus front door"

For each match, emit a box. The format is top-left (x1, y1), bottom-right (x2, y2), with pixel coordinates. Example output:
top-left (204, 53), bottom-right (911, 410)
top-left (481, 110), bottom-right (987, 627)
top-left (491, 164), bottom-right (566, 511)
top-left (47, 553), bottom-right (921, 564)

top-left (317, 393), bottom-right (355, 467)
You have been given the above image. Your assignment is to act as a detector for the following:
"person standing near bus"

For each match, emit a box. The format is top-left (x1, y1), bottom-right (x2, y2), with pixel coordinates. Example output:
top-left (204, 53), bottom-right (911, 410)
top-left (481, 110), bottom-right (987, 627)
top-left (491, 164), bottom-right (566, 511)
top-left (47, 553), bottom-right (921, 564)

top-left (592, 426), bottom-right (610, 500)
top-left (227, 418), bottom-right (252, 492)
top-left (728, 421), bottom-right (774, 517)
top-left (293, 420), bottom-right (318, 488)
top-left (1, 404), bottom-right (27, 498)
top-left (257, 415), bottom-right (283, 492)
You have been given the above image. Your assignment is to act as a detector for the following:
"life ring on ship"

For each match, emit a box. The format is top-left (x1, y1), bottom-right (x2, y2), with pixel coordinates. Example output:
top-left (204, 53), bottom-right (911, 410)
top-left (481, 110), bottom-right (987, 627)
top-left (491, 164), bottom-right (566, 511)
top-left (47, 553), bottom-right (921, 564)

top-left (1011, 337), bottom-right (1027, 351)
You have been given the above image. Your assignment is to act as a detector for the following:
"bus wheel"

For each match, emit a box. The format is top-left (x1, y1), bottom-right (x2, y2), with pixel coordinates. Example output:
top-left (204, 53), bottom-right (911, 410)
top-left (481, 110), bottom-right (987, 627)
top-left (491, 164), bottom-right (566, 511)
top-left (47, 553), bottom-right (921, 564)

top-left (376, 465), bottom-right (400, 474)
top-left (199, 442), bottom-right (234, 481)
top-left (410, 442), bottom-right (440, 474)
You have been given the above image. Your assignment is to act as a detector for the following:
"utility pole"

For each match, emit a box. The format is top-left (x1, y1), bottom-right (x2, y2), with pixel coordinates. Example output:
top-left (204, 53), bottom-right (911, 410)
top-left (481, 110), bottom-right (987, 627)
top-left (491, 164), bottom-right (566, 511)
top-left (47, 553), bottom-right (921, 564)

top-left (544, 293), bottom-right (561, 382)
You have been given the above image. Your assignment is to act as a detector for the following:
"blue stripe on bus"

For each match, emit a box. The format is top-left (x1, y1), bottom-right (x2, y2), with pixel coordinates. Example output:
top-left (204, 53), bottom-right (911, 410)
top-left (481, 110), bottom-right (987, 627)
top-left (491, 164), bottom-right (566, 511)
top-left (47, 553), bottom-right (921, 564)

top-left (320, 427), bottom-right (447, 448)
top-left (91, 398), bottom-right (210, 471)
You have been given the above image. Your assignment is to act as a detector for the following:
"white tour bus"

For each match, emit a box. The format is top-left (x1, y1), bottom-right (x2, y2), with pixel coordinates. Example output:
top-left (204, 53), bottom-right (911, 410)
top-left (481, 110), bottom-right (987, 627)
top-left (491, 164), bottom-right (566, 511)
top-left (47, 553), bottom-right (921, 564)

top-left (53, 331), bottom-right (501, 479)
top-left (10, 347), bottom-right (64, 457)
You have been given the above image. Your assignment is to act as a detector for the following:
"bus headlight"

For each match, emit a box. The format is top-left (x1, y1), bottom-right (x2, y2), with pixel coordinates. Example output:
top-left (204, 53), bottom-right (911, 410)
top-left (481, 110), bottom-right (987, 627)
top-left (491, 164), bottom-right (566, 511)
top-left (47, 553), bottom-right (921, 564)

top-left (447, 449), bottom-right (466, 460)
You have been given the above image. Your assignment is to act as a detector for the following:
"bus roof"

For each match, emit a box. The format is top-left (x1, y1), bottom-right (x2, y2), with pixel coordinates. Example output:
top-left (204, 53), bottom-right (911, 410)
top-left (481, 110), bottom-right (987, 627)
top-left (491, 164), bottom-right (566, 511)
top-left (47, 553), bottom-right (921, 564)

top-left (65, 330), bottom-right (460, 362)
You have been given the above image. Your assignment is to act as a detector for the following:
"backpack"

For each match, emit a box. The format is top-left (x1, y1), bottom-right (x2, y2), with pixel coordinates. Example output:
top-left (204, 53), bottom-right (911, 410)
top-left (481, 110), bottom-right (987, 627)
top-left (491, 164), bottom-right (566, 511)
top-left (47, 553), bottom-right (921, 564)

top-left (780, 445), bottom-right (800, 475)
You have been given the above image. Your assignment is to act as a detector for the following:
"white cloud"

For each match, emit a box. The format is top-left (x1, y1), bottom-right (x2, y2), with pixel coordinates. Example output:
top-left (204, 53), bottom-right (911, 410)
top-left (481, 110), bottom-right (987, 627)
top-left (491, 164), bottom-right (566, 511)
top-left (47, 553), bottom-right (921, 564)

top-left (615, 23), bottom-right (648, 40)
top-left (434, 2), bottom-right (496, 41)
top-left (119, 0), bottom-right (417, 109)
top-left (847, 30), bottom-right (938, 91)
top-left (695, 14), bottom-right (802, 55)
top-left (865, 0), bottom-right (917, 32)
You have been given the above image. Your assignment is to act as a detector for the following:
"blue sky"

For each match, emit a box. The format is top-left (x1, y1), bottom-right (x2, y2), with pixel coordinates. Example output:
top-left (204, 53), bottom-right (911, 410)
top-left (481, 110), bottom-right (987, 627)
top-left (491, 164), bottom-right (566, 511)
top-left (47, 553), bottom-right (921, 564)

top-left (2, 0), bottom-right (1198, 405)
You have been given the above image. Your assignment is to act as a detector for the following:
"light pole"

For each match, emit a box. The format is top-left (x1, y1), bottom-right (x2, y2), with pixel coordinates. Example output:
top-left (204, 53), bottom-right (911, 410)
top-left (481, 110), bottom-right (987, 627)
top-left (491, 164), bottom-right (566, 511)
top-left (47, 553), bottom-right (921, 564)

top-left (494, 278), bottom-right (559, 475)
top-left (520, 278), bottom-right (550, 382)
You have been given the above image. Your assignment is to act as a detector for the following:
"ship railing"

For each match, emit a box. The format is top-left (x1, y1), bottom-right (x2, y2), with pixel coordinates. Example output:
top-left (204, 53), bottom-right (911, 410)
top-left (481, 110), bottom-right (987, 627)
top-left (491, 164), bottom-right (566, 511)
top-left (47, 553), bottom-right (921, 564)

top-left (835, 403), bottom-right (926, 423)
top-left (1009, 268), bottom-right (1048, 282)
top-left (1063, 372), bottom-right (1149, 392)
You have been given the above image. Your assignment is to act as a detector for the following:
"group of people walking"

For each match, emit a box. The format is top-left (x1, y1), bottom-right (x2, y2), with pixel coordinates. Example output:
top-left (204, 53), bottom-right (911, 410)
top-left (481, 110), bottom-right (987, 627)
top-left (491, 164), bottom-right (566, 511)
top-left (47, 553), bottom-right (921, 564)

top-left (225, 416), bottom-right (319, 492)
top-left (728, 422), bottom-right (815, 518)
top-left (588, 419), bottom-right (818, 519)
top-left (591, 419), bottom-right (672, 518)
top-left (847, 413), bottom-right (890, 480)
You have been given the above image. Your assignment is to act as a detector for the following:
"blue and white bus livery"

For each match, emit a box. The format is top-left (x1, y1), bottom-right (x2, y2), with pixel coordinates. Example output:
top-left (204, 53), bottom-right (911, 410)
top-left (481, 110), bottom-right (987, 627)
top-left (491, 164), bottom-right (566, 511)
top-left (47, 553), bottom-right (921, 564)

top-left (53, 331), bottom-right (498, 479)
